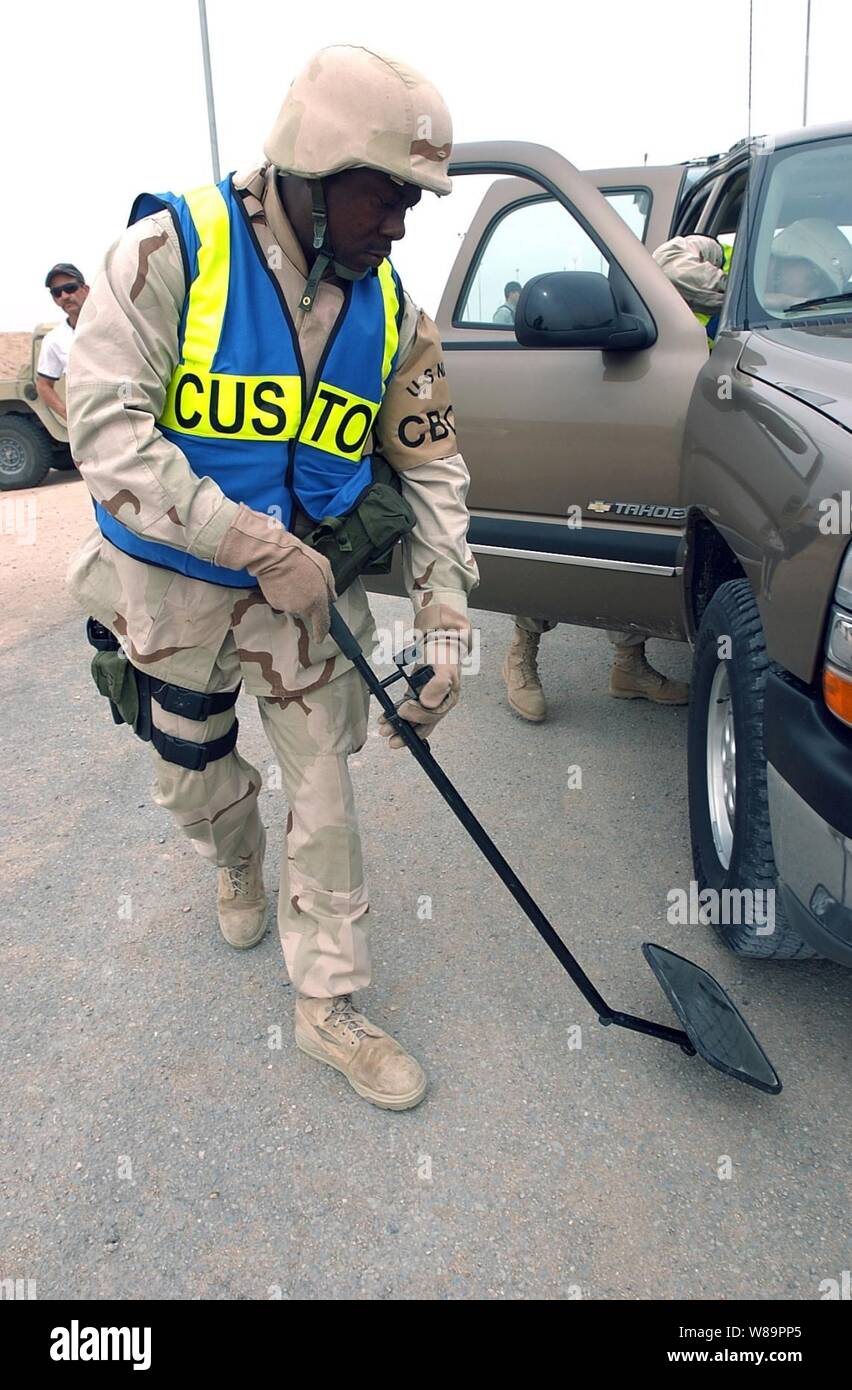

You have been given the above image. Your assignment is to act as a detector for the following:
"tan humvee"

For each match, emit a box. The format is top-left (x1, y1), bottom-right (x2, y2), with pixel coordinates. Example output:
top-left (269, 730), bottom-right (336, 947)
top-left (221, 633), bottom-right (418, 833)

top-left (0, 323), bottom-right (73, 489)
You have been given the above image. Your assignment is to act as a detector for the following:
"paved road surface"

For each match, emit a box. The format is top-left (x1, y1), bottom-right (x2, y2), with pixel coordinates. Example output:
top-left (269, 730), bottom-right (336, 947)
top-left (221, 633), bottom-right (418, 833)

top-left (1, 472), bottom-right (849, 1300)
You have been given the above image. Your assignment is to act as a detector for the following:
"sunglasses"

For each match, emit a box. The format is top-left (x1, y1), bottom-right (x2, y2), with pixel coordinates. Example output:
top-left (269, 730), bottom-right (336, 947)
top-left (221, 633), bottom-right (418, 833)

top-left (50, 282), bottom-right (81, 299)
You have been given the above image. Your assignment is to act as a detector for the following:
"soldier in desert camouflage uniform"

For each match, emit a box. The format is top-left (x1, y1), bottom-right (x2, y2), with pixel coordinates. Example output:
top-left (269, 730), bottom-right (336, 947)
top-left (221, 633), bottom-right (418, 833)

top-left (67, 45), bottom-right (479, 1111)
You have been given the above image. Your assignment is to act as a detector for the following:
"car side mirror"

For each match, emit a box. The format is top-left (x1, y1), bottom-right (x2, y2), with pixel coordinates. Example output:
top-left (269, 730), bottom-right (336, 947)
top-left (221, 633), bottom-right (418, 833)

top-left (515, 271), bottom-right (654, 350)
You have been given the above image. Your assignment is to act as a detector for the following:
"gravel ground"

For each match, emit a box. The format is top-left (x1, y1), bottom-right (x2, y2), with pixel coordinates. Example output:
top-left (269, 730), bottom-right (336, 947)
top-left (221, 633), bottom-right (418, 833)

top-left (1, 472), bottom-right (850, 1301)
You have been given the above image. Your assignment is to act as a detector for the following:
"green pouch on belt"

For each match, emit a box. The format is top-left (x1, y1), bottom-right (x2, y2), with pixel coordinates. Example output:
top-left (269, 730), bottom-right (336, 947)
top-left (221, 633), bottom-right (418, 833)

top-left (91, 648), bottom-right (139, 727)
top-left (303, 455), bottom-right (415, 596)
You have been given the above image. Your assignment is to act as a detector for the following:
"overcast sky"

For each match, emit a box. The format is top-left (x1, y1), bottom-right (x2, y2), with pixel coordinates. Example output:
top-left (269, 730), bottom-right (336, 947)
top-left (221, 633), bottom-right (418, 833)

top-left (3, 0), bottom-right (850, 329)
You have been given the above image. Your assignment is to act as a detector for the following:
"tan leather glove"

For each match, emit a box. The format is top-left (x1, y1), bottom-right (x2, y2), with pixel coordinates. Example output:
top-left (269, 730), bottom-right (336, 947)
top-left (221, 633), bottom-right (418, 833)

top-left (214, 503), bottom-right (337, 642)
top-left (378, 602), bottom-right (473, 750)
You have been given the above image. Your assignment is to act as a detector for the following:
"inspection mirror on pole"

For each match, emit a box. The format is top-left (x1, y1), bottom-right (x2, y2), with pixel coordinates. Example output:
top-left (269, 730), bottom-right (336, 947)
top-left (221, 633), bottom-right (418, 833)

top-left (329, 607), bottom-right (782, 1097)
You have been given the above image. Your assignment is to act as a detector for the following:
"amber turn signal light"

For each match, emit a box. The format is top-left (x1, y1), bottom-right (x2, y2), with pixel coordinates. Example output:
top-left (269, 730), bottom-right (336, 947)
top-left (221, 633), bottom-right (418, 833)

top-left (823, 664), bottom-right (852, 728)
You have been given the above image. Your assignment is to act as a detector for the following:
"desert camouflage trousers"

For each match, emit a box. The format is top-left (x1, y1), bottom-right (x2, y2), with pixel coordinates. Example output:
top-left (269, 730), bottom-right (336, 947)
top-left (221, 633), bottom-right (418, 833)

top-left (514, 616), bottom-right (644, 648)
top-left (148, 631), bottom-right (371, 998)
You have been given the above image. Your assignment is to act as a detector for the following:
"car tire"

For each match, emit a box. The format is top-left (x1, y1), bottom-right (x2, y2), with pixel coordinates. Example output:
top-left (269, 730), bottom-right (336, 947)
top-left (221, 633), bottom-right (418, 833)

top-left (0, 414), bottom-right (54, 490)
top-left (51, 446), bottom-right (78, 472)
top-left (687, 577), bottom-right (816, 959)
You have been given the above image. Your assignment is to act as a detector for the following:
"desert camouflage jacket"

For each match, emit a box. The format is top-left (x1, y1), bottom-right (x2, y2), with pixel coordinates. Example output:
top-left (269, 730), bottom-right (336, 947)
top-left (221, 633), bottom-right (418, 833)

top-left (651, 235), bottom-right (728, 315)
top-left (66, 164), bottom-right (478, 696)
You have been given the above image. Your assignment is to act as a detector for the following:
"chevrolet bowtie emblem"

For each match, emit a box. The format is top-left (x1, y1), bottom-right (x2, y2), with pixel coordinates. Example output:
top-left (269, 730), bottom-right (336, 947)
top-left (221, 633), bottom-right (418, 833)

top-left (587, 500), bottom-right (610, 513)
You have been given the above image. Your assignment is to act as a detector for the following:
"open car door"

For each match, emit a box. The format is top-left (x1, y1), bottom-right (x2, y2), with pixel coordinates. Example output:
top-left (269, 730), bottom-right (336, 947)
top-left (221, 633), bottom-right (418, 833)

top-left (373, 142), bottom-right (707, 639)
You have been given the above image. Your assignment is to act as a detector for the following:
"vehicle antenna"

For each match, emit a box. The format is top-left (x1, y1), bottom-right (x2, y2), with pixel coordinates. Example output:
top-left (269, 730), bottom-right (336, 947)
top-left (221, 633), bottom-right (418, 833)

top-left (198, 0), bottom-right (221, 184)
top-left (802, 0), bottom-right (812, 125)
top-left (744, 0), bottom-right (750, 149)
top-left (741, 0), bottom-right (754, 332)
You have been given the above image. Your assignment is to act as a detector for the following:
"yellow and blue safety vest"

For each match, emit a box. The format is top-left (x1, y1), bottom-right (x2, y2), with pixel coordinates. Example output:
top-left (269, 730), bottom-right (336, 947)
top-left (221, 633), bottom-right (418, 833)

top-left (96, 174), bottom-right (405, 586)
top-left (694, 241), bottom-right (735, 348)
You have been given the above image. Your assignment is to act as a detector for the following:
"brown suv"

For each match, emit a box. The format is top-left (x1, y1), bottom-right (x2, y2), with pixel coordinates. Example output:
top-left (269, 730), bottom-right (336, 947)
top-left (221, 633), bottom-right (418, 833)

top-left (374, 121), bottom-right (852, 969)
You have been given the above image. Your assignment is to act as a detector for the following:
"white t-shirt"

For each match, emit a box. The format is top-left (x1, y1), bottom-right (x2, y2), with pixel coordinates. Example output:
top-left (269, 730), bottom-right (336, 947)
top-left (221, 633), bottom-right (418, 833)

top-left (36, 320), bottom-right (74, 380)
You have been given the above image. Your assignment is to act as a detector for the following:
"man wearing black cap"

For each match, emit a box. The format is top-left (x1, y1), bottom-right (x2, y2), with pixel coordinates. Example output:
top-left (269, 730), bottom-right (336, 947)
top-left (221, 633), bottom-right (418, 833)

top-left (36, 263), bottom-right (88, 421)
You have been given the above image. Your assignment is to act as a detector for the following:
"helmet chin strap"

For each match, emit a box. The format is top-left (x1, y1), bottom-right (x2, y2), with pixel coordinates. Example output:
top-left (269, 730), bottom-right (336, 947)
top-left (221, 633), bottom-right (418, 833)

top-left (300, 178), bottom-right (368, 312)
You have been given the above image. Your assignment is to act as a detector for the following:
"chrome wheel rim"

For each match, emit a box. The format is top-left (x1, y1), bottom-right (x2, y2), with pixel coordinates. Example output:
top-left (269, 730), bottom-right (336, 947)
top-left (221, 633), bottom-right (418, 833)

top-left (707, 662), bottom-right (736, 868)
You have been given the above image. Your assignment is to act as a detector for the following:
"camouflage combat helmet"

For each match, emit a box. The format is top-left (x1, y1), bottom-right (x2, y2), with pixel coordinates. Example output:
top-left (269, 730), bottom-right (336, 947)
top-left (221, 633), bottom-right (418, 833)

top-left (771, 218), bottom-right (852, 296)
top-left (264, 44), bottom-right (453, 308)
top-left (265, 44), bottom-right (453, 195)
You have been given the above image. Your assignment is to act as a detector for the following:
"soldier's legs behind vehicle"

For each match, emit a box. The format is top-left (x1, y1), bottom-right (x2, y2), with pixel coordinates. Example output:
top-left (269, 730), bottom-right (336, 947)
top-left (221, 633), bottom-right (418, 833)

top-left (513, 621), bottom-right (644, 644)
top-left (608, 628), bottom-right (689, 704)
top-left (607, 629), bottom-right (645, 650)
top-left (513, 615), bottom-right (558, 635)
top-left (503, 621), bottom-right (681, 714)
top-left (257, 665), bottom-right (371, 999)
top-left (149, 633), bottom-right (264, 866)
top-left (504, 616), bottom-right (553, 721)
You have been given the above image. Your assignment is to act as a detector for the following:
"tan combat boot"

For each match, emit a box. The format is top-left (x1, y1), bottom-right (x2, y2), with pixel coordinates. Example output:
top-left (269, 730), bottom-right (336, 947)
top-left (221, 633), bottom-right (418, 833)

top-left (216, 828), bottom-right (268, 949)
top-left (502, 624), bottom-right (547, 721)
top-left (295, 994), bottom-right (427, 1111)
top-left (609, 644), bottom-right (689, 704)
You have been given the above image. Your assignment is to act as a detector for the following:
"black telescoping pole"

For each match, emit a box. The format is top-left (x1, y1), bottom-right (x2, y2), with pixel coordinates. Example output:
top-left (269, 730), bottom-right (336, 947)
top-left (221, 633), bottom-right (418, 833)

top-left (329, 608), bottom-right (693, 1052)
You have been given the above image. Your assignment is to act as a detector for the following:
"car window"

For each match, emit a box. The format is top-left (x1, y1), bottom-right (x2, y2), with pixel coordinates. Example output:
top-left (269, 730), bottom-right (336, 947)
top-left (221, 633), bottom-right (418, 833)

top-left (681, 162), bottom-right (715, 194)
top-left (675, 189), bottom-right (713, 237)
top-left (673, 174), bottom-right (722, 238)
top-left (601, 188), bottom-right (652, 241)
top-left (750, 136), bottom-right (852, 321)
top-left (457, 191), bottom-right (646, 329)
top-left (707, 171), bottom-right (747, 241)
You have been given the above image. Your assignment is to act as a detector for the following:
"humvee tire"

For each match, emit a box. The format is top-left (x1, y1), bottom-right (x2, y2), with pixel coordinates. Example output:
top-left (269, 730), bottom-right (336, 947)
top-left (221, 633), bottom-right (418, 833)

top-left (0, 414), bottom-right (54, 490)
top-left (51, 445), bottom-right (77, 472)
